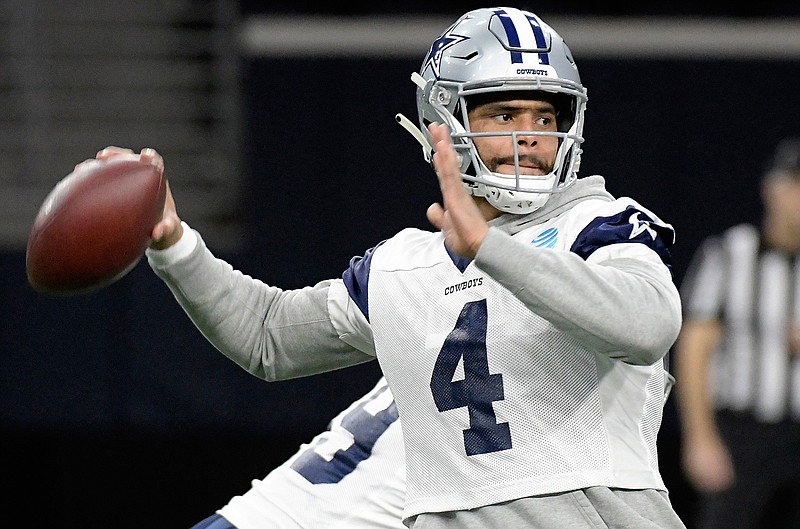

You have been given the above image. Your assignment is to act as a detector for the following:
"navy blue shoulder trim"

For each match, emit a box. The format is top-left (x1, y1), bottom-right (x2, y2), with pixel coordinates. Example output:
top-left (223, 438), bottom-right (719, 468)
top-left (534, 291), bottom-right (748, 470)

top-left (570, 205), bottom-right (675, 272)
top-left (341, 242), bottom-right (385, 323)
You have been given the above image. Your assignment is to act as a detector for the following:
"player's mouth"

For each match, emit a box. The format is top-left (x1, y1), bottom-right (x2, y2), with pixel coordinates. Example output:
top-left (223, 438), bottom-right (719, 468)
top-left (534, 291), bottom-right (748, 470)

top-left (492, 156), bottom-right (548, 175)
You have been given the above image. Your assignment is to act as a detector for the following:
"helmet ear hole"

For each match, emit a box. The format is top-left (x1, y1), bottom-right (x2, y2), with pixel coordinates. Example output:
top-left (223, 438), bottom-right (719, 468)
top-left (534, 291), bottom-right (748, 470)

top-left (552, 93), bottom-right (576, 133)
top-left (558, 146), bottom-right (574, 184)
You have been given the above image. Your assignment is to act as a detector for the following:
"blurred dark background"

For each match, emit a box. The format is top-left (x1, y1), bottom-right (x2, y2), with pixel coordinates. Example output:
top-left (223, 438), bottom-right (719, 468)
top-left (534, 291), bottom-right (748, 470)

top-left (241, 0), bottom-right (800, 17)
top-left (2, 1), bottom-right (799, 527)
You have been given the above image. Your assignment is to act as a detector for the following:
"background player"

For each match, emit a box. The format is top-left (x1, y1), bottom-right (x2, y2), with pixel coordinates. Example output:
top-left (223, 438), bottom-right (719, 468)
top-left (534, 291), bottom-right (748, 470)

top-left (676, 137), bottom-right (800, 529)
top-left (190, 377), bottom-right (406, 529)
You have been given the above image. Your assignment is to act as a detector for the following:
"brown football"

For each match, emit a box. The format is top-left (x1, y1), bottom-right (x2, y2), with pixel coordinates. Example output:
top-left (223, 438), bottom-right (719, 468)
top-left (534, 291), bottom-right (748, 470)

top-left (26, 154), bottom-right (167, 295)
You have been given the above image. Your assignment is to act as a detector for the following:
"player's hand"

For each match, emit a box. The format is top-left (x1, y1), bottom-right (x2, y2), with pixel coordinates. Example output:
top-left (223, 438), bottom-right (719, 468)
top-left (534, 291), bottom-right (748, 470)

top-left (95, 146), bottom-right (183, 250)
top-left (148, 180), bottom-right (183, 250)
top-left (789, 322), bottom-right (800, 356)
top-left (426, 123), bottom-right (488, 259)
top-left (681, 434), bottom-right (735, 492)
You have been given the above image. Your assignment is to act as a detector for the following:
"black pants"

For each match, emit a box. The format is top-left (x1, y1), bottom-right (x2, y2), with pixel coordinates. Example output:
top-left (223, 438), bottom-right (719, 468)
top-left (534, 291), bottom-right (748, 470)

top-left (694, 411), bottom-right (800, 529)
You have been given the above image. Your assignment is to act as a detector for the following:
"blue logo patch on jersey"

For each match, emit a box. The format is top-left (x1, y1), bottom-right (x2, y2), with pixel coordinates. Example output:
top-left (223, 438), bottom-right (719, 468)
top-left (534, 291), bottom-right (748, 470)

top-left (531, 227), bottom-right (558, 248)
top-left (569, 205), bottom-right (675, 272)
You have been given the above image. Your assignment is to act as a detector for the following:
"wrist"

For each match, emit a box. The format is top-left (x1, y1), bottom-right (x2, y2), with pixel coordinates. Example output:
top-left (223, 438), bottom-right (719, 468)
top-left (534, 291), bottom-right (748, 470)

top-left (150, 218), bottom-right (184, 250)
top-left (146, 222), bottom-right (196, 265)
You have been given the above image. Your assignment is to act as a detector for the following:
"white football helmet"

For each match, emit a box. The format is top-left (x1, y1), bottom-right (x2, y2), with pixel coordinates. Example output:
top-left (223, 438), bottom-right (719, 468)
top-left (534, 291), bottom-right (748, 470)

top-left (396, 7), bottom-right (587, 214)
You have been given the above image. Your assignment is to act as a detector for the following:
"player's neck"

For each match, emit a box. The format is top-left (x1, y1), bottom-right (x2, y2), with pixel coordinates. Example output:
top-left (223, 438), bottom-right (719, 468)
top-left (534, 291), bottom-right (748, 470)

top-left (474, 197), bottom-right (505, 221)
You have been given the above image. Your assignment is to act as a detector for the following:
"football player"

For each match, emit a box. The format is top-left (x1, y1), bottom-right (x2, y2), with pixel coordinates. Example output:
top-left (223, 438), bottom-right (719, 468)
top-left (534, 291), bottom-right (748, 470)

top-left (94, 6), bottom-right (687, 529)
top-left (190, 377), bottom-right (405, 529)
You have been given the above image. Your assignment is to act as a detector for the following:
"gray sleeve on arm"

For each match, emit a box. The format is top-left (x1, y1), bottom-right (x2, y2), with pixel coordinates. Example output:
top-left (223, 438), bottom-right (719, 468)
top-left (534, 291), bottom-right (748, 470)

top-left (147, 229), bottom-right (375, 381)
top-left (474, 227), bottom-right (682, 365)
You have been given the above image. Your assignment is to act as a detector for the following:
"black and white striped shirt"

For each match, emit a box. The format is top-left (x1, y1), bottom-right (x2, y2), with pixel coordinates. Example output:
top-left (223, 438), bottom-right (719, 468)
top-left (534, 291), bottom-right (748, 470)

top-left (681, 223), bottom-right (800, 423)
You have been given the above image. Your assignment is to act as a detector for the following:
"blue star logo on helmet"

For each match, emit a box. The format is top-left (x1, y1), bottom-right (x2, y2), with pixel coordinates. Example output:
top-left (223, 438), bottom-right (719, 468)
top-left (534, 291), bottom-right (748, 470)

top-left (422, 31), bottom-right (469, 79)
top-left (531, 227), bottom-right (558, 248)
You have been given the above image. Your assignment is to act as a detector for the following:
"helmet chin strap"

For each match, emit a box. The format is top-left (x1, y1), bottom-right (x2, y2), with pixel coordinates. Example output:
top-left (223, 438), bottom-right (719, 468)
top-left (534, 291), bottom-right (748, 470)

top-left (397, 103), bottom-right (548, 215)
top-left (395, 72), bottom-right (434, 161)
top-left (395, 113), bottom-right (433, 163)
top-left (395, 112), bottom-right (468, 169)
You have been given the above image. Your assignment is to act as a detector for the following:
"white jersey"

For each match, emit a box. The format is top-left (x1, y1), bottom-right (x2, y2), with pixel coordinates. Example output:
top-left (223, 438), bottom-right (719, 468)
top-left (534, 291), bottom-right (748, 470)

top-left (147, 176), bottom-right (681, 525)
top-left (218, 378), bottom-right (406, 529)
top-left (328, 194), bottom-right (678, 518)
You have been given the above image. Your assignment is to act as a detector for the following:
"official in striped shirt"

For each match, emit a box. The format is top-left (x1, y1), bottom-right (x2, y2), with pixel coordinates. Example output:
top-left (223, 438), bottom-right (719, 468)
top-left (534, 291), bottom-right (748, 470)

top-left (676, 137), bottom-right (800, 529)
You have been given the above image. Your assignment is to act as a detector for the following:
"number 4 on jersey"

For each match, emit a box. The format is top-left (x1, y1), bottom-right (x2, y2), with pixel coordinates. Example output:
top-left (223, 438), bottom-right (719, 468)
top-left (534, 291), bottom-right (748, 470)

top-left (430, 299), bottom-right (512, 456)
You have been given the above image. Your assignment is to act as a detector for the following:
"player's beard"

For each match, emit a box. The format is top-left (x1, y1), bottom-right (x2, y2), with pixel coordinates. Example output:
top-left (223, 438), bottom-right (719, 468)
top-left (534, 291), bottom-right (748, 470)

top-left (484, 154), bottom-right (552, 175)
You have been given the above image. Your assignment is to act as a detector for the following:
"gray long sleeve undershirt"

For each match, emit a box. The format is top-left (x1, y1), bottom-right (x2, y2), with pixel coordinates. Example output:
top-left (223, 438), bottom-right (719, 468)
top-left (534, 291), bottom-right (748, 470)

top-left (147, 175), bottom-right (681, 381)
